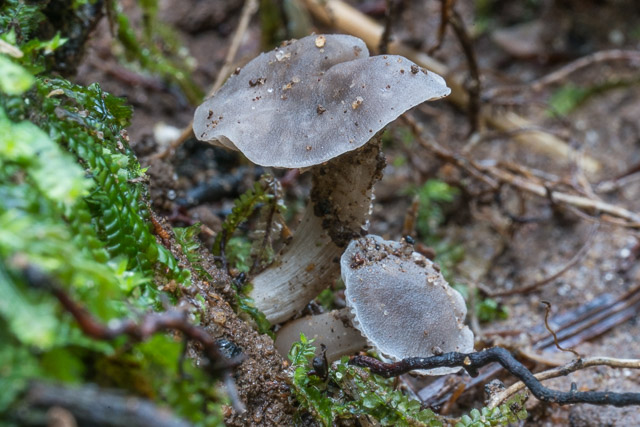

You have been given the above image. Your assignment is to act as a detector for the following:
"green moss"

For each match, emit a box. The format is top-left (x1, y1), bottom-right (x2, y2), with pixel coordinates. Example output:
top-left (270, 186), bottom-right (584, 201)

top-left (288, 335), bottom-right (527, 426)
top-left (0, 6), bottom-right (221, 422)
top-left (288, 335), bottom-right (444, 426)
top-left (113, 0), bottom-right (203, 104)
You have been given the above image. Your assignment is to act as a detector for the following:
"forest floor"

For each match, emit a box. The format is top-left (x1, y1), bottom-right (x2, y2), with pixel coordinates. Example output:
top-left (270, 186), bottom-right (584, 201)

top-left (74, 0), bottom-right (640, 425)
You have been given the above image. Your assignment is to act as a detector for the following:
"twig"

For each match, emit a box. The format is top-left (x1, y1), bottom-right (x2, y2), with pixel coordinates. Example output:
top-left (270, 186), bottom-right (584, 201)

top-left (541, 301), bottom-right (581, 358)
top-left (484, 49), bottom-right (640, 98)
top-left (428, 0), bottom-right (454, 55)
top-left (408, 123), bottom-right (640, 226)
top-left (19, 382), bottom-right (194, 427)
top-left (494, 184), bottom-right (549, 224)
top-left (249, 177), bottom-right (282, 275)
top-left (531, 49), bottom-right (640, 92)
top-left (401, 195), bottom-right (420, 237)
top-left (351, 348), bottom-right (640, 406)
top-left (482, 223), bottom-right (599, 297)
top-left (534, 283), bottom-right (640, 350)
top-left (418, 287), bottom-right (640, 406)
top-left (596, 162), bottom-right (640, 194)
top-left (22, 267), bottom-right (246, 413)
top-left (481, 165), bottom-right (640, 225)
top-left (487, 357), bottom-right (640, 409)
top-left (152, 0), bottom-right (259, 160)
top-left (401, 115), bottom-right (498, 190)
top-left (377, 0), bottom-right (395, 54)
top-left (448, 9), bottom-right (481, 133)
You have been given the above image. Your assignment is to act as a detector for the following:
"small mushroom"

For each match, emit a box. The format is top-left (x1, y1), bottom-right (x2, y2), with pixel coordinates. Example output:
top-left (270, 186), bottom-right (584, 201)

top-left (193, 34), bottom-right (450, 324)
top-left (341, 235), bottom-right (474, 375)
top-left (274, 235), bottom-right (474, 375)
top-left (275, 309), bottom-right (367, 361)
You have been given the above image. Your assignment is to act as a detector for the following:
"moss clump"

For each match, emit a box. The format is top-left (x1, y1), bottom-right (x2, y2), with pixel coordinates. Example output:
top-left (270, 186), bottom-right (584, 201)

top-left (0, 2), bottom-right (225, 424)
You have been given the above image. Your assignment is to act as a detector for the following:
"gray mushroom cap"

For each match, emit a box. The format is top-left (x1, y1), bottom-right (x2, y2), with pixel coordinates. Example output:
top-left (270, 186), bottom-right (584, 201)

top-left (193, 34), bottom-right (450, 168)
top-left (341, 235), bottom-right (474, 375)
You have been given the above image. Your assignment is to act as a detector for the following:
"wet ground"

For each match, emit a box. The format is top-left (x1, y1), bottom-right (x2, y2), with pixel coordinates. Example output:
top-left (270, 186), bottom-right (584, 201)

top-left (75, 0), bottom-right (640, 425)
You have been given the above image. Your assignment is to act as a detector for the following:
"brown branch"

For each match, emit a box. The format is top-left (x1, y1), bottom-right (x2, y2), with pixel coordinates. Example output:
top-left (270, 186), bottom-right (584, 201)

top-left (531, 49), bottom-right (640, 92)
top-left (485, 49), bottom-right (640, 98)
top-left (428, 0), bottom-right (454, 55)
top-left (541, 300), bottom-right (581, 358)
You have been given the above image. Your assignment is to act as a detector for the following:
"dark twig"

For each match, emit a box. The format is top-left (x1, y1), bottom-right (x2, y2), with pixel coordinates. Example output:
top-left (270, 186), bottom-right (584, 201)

top-left (494, 184), bottom-right (549, 224)
top-left (22, 267), bottom-right (245, 413)
top-left (487, 356), bottom-right (640, 409)
top-left (250, 176), bottom-right (282, 276)
top-left (250, 200), bottom-right (278, 275)
top-left (541, 301), bottom-right (581, 358)
top-left (448, 9), bottom-right (481, 133)
top-left (378, 0), bottom-right (396, 54)
top-left (215, 229), bottom-right (230, 275)
top-left (417, 287), bottom-right (640, 406)
top-left (351, 347), bottom-right (640, 406)
top-left (17, 382), bottom-right (193, 427)
top-left (424, 2), bottom-right (480, 132)
top-left (428, 0), bottom-right (454, 55)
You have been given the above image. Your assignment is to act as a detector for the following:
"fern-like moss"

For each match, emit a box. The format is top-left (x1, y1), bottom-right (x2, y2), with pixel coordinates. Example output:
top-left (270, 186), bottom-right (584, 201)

top-left (0, 6), bottom-right (223, 422)
top-left (288, 335), bottom-right (528, 427)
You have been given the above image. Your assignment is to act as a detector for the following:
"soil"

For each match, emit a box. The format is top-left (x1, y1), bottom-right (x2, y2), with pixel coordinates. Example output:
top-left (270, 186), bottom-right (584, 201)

top-left (73, 0), bottom-right (640, 425)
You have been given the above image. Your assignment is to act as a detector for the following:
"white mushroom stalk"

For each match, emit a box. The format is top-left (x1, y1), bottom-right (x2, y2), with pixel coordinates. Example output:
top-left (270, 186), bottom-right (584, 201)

top-left (193, 34), bottom-right (451, 324)
top-left (250, 140), bottom-right (384, 323)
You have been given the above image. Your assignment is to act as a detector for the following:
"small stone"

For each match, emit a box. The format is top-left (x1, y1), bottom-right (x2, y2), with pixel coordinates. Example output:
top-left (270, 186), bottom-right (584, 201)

top-left (211, 309), bottom-right (227, 325)
top-left (315, 35), bottom-right (326, 48)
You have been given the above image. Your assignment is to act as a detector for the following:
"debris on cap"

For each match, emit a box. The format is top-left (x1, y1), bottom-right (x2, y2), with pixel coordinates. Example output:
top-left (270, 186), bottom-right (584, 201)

top-left (193, 34), bottom-right (451, 168)
top-left (341, 235), bottom-right (474, 375)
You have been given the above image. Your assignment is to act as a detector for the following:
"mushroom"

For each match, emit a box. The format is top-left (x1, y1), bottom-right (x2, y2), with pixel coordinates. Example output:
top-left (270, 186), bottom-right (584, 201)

top-left (193, 34), bottom-right (451, 323)
top-left (275, 235), bottom-right (474, 375)
top-left (342, 235), bottom-right (473, 375)
top-left (275, 309), bottom-right (367, 362)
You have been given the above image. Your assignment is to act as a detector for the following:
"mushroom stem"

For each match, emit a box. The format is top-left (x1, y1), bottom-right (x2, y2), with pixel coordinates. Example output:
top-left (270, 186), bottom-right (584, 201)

top-left (275, 308), bottom-right (368, 361)
top-left (250, 138), bottom-right (385, 324)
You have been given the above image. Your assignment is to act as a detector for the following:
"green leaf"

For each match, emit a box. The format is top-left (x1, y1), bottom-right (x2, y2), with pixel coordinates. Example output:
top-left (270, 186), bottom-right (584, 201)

top-left (548, 84), bottom-right (588, 116)
top-left (0, 55), bottom-right (34, 94)
top-left (0, 328), bottom-right (41, 412)
top-left (0, 263), bottom-right (59, 349)
top-left (40, 347), bottom-right (86, 383)
top-left (0, 108), bottom-right (91, 206)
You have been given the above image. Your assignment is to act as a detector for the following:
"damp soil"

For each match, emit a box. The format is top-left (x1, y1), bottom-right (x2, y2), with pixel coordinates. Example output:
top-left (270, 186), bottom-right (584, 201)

top-left (73, 0), bottom-right (640, 425)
